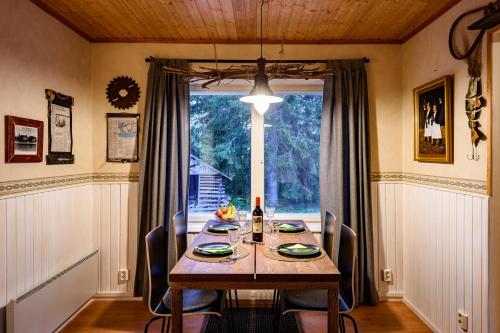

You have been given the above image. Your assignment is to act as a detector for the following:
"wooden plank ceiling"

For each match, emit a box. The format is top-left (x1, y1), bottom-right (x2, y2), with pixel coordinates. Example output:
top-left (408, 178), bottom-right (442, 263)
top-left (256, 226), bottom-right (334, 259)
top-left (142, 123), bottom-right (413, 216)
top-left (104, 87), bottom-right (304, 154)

top-left (31, 0), bottom-right (460, 43)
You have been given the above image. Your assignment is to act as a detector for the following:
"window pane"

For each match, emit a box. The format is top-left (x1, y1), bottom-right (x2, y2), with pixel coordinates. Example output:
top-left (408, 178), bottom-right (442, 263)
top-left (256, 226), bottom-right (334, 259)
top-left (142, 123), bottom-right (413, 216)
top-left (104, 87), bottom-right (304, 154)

top-left (264, 94), bottom-right (322, 213)
top-left (189, 95), bottom-right (251, 213)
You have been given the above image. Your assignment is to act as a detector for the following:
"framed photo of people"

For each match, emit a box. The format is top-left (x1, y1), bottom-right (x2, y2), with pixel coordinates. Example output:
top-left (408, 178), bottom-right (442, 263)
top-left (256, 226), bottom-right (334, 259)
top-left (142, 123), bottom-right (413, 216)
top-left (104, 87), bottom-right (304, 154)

top-left (414, 76), bottom-right (453, 163)
top-left (45, 89), bottom-right (75, 164)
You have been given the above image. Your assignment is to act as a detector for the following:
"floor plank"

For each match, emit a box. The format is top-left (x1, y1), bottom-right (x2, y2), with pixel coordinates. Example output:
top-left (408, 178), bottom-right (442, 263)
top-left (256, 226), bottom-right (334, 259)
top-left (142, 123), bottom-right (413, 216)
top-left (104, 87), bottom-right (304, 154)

top-left (60, 299), bottom-right (431, 333)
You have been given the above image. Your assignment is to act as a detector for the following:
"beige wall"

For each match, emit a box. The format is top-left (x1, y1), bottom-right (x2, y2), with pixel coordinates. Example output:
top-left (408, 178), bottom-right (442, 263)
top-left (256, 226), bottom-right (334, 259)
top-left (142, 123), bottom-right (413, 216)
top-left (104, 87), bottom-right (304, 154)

top-left (401, 0), bottom-right (490, 181)
top-left (0, 0), bottom-right (92, 182)
top-left (91, 43), bottom-right (403, 174)
top-left (488, 30), bottom-right (500, 333)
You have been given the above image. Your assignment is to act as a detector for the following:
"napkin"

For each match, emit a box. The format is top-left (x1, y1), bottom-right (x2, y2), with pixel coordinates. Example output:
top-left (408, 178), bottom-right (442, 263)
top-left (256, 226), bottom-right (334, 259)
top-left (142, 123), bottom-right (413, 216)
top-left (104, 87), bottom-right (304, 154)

top-left (287, 243), bottom-right (308, 250)
top-left (280, 223), bottom-right (298, 230)
top-left (197, 244), bottom-right (231, 254)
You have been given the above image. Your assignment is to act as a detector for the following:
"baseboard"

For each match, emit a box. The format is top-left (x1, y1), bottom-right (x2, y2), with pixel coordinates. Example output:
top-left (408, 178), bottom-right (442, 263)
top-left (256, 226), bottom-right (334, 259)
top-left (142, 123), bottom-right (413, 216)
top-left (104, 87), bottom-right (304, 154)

top-left (402, 297), bottom-right (439, 333)
top-left (54, 298), bottom-right (94, 333)
top-left (234, 289), bottom-right (274, 300)
top-left (94, 292), bottom-right (134, 298)
top-left (378, 292), bottom-right (403, 301)
top-left (237, 299), bottom-right (274, 308)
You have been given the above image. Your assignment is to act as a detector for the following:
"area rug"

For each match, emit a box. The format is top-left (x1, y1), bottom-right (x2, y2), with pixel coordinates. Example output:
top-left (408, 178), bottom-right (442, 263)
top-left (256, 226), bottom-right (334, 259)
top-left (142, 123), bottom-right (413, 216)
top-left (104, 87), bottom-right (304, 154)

top-left (205, 308), bottom-right (299, 333)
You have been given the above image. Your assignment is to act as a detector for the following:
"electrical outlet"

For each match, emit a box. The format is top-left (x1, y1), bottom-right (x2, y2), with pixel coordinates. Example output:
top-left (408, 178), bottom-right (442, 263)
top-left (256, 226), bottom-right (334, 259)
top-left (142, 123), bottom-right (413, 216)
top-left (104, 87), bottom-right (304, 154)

top-left (458, 311), bottom-right (468, 331)
top-left (119, 269), bottom-right (129, 282)
top-left (383, 269), bottom-right (393, 282)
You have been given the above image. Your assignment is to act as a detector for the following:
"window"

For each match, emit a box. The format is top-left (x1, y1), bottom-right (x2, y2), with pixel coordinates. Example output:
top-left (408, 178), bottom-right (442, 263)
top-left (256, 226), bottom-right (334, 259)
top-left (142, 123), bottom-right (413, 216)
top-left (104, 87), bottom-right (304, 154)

top-left (189, 95), bottom-right (251, 213)
top-left (264, 95), bottom-right (322, 213)
top-left (189, 85), bottom-right (322, 220)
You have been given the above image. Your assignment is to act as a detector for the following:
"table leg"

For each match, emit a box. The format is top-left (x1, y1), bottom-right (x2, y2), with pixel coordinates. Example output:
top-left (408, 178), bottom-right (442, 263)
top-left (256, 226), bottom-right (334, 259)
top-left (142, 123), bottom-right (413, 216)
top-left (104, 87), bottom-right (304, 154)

top-left (171, 288), bottom-right (183, 333)
top-left (328, 284), bottom-right (339, 333)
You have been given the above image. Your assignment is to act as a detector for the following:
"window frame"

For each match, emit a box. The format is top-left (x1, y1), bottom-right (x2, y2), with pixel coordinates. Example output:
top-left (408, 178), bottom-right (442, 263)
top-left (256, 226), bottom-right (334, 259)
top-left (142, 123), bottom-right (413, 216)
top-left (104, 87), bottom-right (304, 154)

top-left (188, 80), bottom-right (323, 233)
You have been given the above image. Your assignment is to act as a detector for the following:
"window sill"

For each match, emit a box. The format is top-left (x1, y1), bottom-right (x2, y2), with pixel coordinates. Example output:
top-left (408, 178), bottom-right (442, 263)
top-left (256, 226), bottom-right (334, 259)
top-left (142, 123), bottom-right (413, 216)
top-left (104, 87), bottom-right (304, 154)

top-left (187, 213), bottom-right (322, 233)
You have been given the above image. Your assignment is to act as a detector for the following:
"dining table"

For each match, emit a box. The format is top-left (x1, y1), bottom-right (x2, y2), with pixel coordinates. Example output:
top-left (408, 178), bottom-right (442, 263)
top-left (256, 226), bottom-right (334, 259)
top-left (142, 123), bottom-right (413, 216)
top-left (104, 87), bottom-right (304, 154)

top-left (169, 220), bottom-right (341, 333)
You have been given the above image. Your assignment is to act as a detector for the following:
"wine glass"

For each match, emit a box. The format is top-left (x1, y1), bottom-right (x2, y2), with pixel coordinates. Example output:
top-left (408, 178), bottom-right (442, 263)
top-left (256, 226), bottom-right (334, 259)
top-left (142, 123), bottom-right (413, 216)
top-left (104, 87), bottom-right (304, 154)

top-left (227, 228), bottom-right (240, 260)
top-left (265, 207), bottom-right (275, 233)
top-left (269, 223), bottom-right (279, 252)
top-left (238, 211), bottom-right (248, 233)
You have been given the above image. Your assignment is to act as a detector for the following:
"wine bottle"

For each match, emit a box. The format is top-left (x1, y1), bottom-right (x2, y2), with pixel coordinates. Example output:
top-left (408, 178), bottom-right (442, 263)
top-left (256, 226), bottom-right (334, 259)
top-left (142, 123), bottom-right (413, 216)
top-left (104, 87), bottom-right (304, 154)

top-left (252, 197), bottom-right (263, 242)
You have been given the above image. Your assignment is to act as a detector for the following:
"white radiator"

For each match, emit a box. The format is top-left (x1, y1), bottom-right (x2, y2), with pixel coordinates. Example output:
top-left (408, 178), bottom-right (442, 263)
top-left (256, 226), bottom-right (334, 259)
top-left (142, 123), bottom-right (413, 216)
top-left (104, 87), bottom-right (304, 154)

top-left (6, 251), bottom-right (98, 333)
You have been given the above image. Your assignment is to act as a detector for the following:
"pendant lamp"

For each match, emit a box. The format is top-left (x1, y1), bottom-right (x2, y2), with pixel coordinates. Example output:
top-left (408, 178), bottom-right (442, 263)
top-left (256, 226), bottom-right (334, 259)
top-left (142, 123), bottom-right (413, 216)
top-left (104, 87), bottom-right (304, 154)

top-left (240, 1), bottom-right (283, 115)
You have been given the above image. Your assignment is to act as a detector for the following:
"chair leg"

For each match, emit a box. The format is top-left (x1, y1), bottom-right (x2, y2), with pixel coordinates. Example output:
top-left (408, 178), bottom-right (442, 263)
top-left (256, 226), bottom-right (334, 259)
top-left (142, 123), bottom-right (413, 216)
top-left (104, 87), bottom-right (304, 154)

top-left (144, 316), bottom-right (163, 333)
top-left (160, 317), bottom-right (165, 333)
top-left (165, 317), bottom-right (171, 333)
top-left (339, 314), bottom-right (345, 333)
top-left (226, 290), bottom-right (236, 332)
top-left (234, 290), bottom-right (239, 310)
top-left (228, 289), bottom-right (233, 308)
top-left (275, 291), bottom-right (281, 318)
top-left (341, 313), bottom-right (359, 333)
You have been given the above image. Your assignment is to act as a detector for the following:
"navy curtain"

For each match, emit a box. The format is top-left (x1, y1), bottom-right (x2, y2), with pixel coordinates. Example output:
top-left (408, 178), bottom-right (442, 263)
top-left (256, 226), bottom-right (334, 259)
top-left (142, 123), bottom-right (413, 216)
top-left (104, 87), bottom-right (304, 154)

top-left (134, 59), bottom-right (190, 298)
top-left (320, 60), bottom-right (378, 305)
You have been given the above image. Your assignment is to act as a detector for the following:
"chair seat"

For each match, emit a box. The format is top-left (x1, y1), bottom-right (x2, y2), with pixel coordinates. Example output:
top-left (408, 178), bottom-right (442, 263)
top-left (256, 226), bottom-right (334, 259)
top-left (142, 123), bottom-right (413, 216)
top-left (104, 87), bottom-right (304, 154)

top-left (283, 290), bottom-right (350, 312)
top-left (161, 289), bottom-right (218, 312)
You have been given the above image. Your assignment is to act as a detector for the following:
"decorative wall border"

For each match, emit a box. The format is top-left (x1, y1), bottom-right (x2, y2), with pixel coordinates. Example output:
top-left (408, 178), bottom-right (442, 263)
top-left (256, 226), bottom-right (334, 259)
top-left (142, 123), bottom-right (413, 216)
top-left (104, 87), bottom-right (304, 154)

top-left (1, 171), bottom-right (487, 196)
top-left (0, 172), bottom-right (139, 196)
top-left (371, 172), bottom-right (488, 195)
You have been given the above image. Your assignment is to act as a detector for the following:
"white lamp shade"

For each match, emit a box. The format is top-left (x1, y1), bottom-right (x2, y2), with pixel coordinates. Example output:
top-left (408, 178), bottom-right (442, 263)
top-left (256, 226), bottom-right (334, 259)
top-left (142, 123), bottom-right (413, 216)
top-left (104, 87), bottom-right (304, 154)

top-left (240, 94), bottom-right (283, 115)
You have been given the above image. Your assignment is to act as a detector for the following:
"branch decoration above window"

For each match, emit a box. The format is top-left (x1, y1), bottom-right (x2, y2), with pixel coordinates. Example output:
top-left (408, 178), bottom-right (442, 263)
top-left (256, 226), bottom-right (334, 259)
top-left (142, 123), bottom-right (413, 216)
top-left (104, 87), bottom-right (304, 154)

top-left (162, 63), bottom-right (334, 88)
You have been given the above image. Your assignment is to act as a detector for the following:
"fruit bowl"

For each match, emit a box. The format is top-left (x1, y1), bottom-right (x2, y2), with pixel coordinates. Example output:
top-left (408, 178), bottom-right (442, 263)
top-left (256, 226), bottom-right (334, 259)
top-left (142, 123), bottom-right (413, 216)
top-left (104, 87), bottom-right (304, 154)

top-left (214, 202), bottom-right (237, 221)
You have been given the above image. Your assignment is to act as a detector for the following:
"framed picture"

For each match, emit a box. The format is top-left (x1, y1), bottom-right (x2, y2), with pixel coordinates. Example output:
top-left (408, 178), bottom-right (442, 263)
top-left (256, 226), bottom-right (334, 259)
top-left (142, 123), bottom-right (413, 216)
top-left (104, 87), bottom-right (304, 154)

top-left (106, 113), bottom-right (139, 162)
top-left (5, 115), bottom-right (44, 163)
top-left (414, 76), bottom-right (453, 163)
top-left (45, 89), bottom-right (75, 164)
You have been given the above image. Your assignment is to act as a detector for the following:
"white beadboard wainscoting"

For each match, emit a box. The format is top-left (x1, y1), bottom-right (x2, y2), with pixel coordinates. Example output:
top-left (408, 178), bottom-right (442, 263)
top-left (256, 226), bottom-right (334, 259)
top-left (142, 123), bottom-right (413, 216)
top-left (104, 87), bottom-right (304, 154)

top-left (373, 181), bottom-right (489, 333)
top-left (92, 183), bottom-right (138, 296)
top-left (0, 184), bottom-right (96, 310)
top-left (371, 182), bottom-right (404, 299)
top-left (402, 184), bottom-right (488, 333)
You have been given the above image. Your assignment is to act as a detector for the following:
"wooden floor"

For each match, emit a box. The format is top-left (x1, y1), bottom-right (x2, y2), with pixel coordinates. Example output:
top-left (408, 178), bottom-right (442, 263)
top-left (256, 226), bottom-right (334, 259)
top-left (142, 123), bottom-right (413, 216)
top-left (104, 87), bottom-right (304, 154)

top-left (60, 299), bottom-right (431, 333)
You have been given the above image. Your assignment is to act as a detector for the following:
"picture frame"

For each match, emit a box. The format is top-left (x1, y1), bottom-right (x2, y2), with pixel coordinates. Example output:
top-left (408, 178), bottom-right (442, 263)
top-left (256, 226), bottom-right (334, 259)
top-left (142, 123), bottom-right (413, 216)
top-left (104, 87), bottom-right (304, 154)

top-left (106, 113), bottom-right (140, 162)
top-left (414, 75), bottom-right (454, 163)
top-left (5, 115), bottom-right (44, 163)
top-left (45, 89), bottom-right (75, 164)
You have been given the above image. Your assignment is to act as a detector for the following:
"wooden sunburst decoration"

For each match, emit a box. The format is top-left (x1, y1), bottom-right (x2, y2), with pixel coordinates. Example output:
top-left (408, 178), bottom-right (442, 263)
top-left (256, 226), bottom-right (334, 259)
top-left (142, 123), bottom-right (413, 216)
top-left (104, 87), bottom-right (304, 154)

top-left (162, 62), bottom-right (334, 88)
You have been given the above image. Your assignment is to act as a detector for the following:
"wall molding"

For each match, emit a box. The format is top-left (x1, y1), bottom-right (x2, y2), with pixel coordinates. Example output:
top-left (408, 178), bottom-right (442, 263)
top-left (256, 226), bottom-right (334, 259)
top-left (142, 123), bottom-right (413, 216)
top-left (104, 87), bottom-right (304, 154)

top-left (371, 172), bottom-right (488, 195)
top-left (0, 173), bottom-right (139, 196)
top-left (2, 171), bottom-right (486, 196)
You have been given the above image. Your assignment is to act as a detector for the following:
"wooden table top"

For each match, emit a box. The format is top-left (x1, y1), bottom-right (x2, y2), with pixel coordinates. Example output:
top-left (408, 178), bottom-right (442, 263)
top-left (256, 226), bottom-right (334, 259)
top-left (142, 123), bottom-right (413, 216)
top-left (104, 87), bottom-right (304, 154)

top-left (256, 221), bottom-right (340, 282)
top-left (169, 220), bottom-right (340, 284)
top-left (169, 230), bottom-right (255, 282)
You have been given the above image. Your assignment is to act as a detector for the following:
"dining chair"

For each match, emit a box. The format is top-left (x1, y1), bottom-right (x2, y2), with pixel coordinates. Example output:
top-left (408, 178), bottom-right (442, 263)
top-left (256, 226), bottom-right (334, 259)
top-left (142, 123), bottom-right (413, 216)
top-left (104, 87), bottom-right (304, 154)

top-left (277, 223), bottom-right (359, 333)
top-left (144, 225), bottom-right (226, 333)
top-left (272, 211), bottom-right (339, 314)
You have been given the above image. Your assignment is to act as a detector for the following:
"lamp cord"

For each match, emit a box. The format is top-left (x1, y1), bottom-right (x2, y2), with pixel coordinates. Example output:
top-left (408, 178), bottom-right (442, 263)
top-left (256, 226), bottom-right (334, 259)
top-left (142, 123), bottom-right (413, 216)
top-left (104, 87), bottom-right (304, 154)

top-left (260, 0), bottom-right (263, 58)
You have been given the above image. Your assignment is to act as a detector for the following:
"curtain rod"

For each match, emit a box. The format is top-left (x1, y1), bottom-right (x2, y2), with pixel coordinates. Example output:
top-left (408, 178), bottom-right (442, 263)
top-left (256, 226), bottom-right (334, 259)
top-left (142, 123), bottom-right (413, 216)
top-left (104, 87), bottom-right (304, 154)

top-left (144, 57), bottom-right (369, 64)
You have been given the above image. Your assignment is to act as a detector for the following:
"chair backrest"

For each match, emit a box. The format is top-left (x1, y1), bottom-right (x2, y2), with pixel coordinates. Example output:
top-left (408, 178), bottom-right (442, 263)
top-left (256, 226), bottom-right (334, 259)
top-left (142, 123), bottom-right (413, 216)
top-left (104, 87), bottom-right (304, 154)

top-left (145, 225), bottom-right (169, 313)
top-left (323, 211), bottom-right (336, 260)
top-left (173, 211), bottom-right (187, 261)
top-left (338, 224), bottom-right (357, 311)
top-left (323, 211), bottom-right (341, 265)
